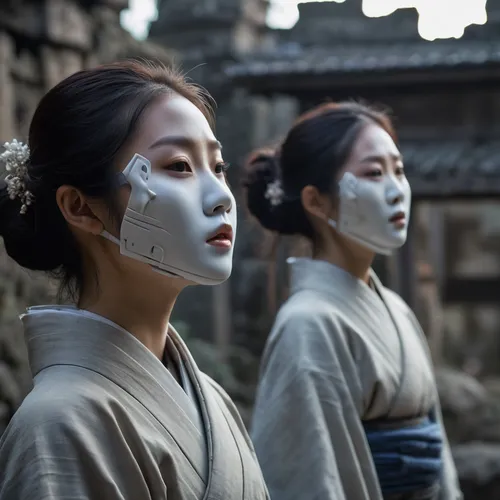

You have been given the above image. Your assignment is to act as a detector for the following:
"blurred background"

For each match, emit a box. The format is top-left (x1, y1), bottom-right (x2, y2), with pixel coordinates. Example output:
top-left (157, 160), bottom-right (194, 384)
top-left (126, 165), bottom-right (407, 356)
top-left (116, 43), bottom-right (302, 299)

top-left (2, 0), bottom-right (500, 496)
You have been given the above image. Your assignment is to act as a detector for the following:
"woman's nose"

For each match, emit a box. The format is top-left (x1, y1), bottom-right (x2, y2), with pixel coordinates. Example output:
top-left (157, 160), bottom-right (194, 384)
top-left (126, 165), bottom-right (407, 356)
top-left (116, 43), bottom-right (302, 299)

top-left (386, 179), bottom-right (405, 206)
top-left (203, 176), bottom-right (233, 216)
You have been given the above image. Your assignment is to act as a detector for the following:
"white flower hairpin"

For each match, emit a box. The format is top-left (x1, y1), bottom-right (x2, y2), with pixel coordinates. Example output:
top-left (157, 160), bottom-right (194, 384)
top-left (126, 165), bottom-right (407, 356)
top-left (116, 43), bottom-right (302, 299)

top-left (265, 179), bottom-right (284, 207)
top-left (0, 139), bottom-right (34, 214)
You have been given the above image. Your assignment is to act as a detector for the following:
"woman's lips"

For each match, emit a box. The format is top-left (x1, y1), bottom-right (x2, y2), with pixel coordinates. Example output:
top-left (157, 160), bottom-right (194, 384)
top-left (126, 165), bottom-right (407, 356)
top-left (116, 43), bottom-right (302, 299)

top-left (389, 211), bottom-right (406, 228)
top-left (206, 224), bottom-right (233, 248)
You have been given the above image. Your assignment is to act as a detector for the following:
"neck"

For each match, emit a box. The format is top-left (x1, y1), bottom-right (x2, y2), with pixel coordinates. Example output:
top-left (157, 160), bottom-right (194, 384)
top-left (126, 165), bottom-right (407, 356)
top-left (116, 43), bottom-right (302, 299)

top-left (78, 269), bottom-right (184, 360)
top-left (314, 237), bottom-right (374, 283)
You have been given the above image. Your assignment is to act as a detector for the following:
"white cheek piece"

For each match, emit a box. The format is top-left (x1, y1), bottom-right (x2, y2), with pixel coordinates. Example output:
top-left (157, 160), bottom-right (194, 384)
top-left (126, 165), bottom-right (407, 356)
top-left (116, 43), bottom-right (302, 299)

top-left (100, 154), bottom-right (181, 278)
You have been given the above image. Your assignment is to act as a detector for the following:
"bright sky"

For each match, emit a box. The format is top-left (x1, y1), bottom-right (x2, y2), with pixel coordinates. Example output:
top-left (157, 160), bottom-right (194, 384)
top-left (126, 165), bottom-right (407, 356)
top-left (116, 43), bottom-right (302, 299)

top-left (121, 0), bottom-right (487, 42)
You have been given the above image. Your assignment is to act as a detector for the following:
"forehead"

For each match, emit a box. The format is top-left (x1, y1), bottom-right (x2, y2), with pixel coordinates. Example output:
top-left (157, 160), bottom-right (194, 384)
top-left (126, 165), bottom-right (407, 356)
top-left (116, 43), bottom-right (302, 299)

top-left (351, 123), bottom-right (400, 158)
top-left (132, 93), bottom-right (215, 148)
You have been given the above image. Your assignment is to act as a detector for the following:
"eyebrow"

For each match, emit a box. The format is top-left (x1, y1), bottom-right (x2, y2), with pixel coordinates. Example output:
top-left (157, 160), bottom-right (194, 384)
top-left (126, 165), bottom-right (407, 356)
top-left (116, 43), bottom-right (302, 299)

top-left (361, 153), bottom-right (403, 163)
top-left (148, 136), bottom-right (222, 151)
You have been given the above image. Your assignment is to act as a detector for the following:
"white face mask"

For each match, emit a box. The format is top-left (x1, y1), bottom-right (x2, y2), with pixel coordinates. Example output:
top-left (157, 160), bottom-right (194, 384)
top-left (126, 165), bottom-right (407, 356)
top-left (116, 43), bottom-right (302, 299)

top-left (102, 153), bottom-right (237, 285)
top-left (328, 171), bottom-right (411, 255)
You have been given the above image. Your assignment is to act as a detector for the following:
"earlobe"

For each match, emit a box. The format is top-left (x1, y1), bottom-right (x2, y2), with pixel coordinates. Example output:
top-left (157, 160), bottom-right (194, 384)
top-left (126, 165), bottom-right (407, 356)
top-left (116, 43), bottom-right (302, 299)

top-left (55, 185), bottom-right (103, 236)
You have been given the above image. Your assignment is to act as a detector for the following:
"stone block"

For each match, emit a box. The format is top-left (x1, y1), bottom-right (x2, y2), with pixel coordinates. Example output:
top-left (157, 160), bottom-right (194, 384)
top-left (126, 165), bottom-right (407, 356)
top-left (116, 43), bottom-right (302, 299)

top-left (0, 32), bottom-right (15, 142)
top-left (41, 46), bottom-right (84, 89)
top-left (45, 0), bottom-right (92, 49)
top-left (453, 443), bottom-right (500, 499)
top-left (12, 49), bottom-right (41, 85)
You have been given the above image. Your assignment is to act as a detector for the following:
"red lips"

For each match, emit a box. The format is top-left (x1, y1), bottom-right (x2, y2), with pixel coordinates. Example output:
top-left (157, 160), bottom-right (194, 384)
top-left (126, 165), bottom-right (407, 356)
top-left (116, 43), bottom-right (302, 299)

top-left (206, 224), bottom-right (233, 248)
top-left (389, 212), bottom-right (405, 223)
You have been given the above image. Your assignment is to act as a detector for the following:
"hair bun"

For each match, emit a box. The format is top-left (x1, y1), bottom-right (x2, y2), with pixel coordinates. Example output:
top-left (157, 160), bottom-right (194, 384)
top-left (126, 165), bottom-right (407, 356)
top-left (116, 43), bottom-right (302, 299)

top-left (244, 147), bottom-right (317, 237)
top-left (243, 150), bottom-right (284, 233)
top-left (0, 180), bottom-right (66, 272)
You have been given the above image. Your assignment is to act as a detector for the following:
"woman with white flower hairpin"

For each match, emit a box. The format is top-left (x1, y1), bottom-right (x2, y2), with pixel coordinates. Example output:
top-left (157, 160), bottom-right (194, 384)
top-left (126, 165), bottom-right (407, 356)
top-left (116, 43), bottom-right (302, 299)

top-left (0, 61), bottom-right (269, 500)
top-left (243, 102), bottom-right (462, 500)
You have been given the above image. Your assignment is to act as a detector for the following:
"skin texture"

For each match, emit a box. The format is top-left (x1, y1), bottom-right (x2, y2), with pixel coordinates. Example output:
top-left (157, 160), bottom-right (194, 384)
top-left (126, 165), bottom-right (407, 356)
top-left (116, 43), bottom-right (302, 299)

top-left (300, 123), bottom-right (407, 282)
top-left (54, 94), bottom-right (233, 359)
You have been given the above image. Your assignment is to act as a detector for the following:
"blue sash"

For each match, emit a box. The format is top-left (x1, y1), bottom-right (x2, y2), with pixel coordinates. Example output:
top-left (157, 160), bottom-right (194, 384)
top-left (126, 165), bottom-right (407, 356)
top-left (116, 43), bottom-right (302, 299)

top-left (363, 415), bottom-right (443, 497)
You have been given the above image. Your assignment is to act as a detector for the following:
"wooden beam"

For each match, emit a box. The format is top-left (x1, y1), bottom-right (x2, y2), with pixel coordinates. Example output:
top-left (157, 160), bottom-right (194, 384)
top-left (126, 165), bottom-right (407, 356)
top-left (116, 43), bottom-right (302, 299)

top-left (396, 201), bottom-right (418, 310)
top-left (232, 64), bottom-right (500, 97)
top-left (443, 278), bottom-right (500, 303)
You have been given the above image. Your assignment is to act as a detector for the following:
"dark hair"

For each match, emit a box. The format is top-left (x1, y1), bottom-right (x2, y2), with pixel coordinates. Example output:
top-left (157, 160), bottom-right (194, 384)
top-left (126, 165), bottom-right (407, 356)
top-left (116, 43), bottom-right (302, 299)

top-left (243, 101), bottom-right (396, 239)
top-left (0, 60), bottom-right (215, 300)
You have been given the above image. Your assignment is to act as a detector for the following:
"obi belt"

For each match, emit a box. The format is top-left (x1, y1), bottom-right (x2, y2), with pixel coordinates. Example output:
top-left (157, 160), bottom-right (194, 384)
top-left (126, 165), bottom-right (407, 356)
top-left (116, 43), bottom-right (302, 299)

top-left (363, 412), bottom-right (443, 500)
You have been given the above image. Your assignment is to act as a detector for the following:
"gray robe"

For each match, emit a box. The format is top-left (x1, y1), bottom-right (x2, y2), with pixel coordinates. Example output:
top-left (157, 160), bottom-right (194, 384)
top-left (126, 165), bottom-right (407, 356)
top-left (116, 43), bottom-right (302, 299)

top-left (0, 306), bottom-right (269, 500)
top-left (251, 258), bottom-right (462, 500)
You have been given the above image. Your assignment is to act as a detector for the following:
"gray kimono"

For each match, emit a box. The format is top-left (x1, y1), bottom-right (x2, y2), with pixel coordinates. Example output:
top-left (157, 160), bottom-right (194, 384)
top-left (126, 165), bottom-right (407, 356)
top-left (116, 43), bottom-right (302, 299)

top-left (0, 306), bottom-right (269, 500)
top-left (251, 258), bottom-right (462, 500)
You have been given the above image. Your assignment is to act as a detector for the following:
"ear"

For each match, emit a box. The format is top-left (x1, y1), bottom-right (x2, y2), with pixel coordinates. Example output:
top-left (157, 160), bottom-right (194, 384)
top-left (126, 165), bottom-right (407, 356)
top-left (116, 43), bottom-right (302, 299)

top-left (55, 185), bottom-right (104, 236)
top-left (301, 185), bottom-right (333, 222)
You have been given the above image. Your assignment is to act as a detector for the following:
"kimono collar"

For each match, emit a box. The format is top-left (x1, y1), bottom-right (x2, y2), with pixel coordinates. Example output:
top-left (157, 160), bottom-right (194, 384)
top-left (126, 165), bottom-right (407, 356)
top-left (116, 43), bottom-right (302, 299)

top-left (20, 305), bottom-right (222, 485)
top-left (20, 305), bottom-right (184, 380)
top-left (287, 257), bottom-right (384, 302)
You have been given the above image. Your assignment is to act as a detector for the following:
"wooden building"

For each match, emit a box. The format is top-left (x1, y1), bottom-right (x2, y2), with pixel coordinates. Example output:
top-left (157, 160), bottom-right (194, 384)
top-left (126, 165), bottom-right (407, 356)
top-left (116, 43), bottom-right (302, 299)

top-left (226, 0), bottom-right (500, 320)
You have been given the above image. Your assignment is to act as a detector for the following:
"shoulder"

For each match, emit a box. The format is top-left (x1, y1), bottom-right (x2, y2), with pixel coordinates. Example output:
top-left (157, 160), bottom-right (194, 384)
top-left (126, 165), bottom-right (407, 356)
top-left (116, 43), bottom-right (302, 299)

top-left (274, 290), bottom-right (344, 337)
top-left (0, 372), bottom-right (145, 499)
top-left (1, 370), bottom-right (124, 456)
top-left (266, 290), bottom-right (351, 362)
top-left (257, 291), bottom-right (363, 396)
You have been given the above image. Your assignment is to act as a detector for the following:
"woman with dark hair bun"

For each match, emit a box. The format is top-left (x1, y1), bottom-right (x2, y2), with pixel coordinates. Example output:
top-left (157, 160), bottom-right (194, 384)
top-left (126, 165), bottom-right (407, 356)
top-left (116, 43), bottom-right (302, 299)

top-left (0, 61), bottom-right (268, 500)
top-left (244, 102), bottom-right (462, 500)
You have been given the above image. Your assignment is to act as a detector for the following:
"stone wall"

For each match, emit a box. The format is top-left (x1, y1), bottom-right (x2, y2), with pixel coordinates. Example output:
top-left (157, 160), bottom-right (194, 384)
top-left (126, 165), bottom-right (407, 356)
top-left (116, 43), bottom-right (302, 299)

top-left (0, 0), bottom-right (172, 434)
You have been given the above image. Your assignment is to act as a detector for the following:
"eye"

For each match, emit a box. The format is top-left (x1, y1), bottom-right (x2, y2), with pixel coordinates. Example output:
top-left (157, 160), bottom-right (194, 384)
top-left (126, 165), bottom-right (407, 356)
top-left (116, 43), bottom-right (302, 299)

top-left (166, 160), bottom-right (192, 173)
top-left (215, 161), bottom-right (230, 175)
top-left (395, 165), bottom-right (405, 176)
top-left (364, 169), bottom-right (383, 178)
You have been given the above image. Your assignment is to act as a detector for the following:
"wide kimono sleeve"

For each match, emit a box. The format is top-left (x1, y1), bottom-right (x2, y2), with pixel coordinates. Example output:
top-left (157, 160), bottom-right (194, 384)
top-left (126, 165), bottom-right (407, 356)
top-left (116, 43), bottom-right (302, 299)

top-left (0, 390), bottom-right (154, 500)
top-left (250, 305), bottom-right (382, 500)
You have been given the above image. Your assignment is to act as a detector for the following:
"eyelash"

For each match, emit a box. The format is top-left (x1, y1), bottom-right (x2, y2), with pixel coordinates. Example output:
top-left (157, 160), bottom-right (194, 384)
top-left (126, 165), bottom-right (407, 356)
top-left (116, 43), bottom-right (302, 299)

top-left (165, 160), bottom-right (230, 174)
top-left (215, 161), bottom-right (230, 174)
top-left (166, 161), bottom-right (191, 172)
top-left (365, 166), bottom-right (405, 177)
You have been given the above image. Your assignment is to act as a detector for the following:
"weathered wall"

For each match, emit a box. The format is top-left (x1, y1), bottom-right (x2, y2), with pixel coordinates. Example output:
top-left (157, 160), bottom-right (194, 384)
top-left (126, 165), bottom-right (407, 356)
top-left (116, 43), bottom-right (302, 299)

top-left (0, 0), bottom-right (172, 433)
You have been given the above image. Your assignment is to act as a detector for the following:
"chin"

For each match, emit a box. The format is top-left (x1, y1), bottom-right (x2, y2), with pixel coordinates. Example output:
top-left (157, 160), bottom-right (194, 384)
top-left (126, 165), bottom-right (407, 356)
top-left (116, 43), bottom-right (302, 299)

top-left (173, 260), bottom-right (231, 286)
top-left (389, 226), bottom-right (407, 239)
top-left (387, 233), bottom-right (408, 249)
top-left (199, 266), bottom-right (233, 286)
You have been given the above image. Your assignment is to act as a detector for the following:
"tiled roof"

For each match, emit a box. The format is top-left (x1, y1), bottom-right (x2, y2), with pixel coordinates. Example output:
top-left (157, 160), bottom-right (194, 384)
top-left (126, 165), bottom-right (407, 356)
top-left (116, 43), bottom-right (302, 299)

top-left (226, 40), bottom-right (500, 80)
top-left (401, 139), bottom-right (500, 198)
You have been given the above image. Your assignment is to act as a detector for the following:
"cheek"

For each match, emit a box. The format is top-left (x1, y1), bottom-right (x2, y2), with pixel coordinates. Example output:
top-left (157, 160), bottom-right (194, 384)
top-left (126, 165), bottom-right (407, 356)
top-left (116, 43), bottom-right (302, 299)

top-left (402, 182), bottom-right (412, 203)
